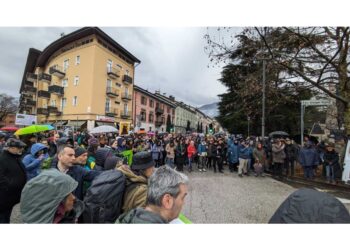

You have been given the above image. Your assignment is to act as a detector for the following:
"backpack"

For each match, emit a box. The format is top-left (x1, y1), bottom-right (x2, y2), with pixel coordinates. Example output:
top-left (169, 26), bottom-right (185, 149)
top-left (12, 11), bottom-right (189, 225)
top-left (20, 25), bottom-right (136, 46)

top-left (83, 169), bottom-right (126, 223)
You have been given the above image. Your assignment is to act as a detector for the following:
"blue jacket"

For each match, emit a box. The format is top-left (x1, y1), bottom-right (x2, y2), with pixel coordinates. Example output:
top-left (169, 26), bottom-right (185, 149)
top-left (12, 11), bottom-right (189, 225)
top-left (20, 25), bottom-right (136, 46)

top-left (22, 143), bottom-right (49, 180)
top-left (227, 142), bottom-right (239, 163)
top-left (239, 145), bottom-right (250, 159)
top-left (299, 146), bottom-right (319, 167)
top-left (151, 144), bottom-right (163, 160)
top-left (197, 143), bottom-right (207, 155)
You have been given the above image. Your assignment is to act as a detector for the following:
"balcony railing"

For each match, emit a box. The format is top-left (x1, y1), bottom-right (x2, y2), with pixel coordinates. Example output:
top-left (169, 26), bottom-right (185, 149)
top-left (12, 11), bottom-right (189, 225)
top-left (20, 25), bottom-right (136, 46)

top-left (155, 121), bottom-right (163, 127)
top-left (56, 111), bottom-right (62, 116)
top-left (107, 67), bottom-right (121, 79)
top-left (48, 85), bottom-right (64, 96)
top-left (121, 93), bottom-right (132, 101)
top-left (26, 73), bottom-right (37, 82)
top-left (26, 99), bottom-right (36, 106)
top-left (123, 75), bottom-right (133, 84)
top-left (37, 108), bottom-right (49, 116)
top-left (155, 107), bottom-right (164, 114)
top-left (49, 65), bottom-right (66, 78)
top-left (37, 90), bottom-right (51, 99)
top-left (105, 108), bottom-right (118, 117)
top-left (106, 87), bottom-right (119, 97)
top-left (38, 73), bottom-right (52, 83)
top-left (23, 85), bottom-right (37, 93)
top-left (48, 106), bottom-right (58, 113)
top-left (120, 111), bottom-right (132, 119)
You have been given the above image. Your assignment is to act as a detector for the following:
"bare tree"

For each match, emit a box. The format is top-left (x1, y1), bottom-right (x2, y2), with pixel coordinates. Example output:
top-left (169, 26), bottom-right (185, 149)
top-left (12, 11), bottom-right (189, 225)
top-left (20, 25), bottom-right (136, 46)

top-left (0, 93), bottom-right (18, 122)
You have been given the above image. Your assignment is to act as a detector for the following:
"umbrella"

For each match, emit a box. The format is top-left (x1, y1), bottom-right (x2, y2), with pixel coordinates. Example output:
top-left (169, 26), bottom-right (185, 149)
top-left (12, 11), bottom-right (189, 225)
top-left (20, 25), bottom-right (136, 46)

top-left (0, 126), bottom-right (19, 132)
top-left (268, 131), bottom-right (289, 137)
top-left (15, 125), bottom-right (54, 136)
top-left (89, 125), bottom-right (118, 134)
top-left (147, 131), bottom-right (155, 136)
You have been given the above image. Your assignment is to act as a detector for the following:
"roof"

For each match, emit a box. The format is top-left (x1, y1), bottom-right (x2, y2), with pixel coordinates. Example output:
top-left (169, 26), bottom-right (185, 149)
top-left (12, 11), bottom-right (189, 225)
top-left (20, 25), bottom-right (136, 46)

top-left (134, 85), bottom-right (176, 108)
top-left (19, 48), bottom-right (42, 93)
top-left (36, 27), bottom-right (140, 67)
top-left (310, 123), bottom-right (325, 135)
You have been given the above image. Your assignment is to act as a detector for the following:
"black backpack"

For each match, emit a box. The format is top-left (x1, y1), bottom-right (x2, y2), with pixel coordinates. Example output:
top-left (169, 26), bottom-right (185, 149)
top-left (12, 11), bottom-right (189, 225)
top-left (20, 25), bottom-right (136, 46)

top-left (83, 169), bottom-right (126, 223)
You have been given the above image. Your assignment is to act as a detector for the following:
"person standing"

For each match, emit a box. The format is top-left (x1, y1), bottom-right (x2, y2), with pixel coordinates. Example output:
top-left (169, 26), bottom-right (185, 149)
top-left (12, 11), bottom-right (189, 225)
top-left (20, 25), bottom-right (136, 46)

top-left (187, 141), bottom-right (197, 172)
top-left (323, 143), bottom-right (339, 183)
top-left (165, 140), bottom-right (176, 168)
top-left (197, 139), bottom-right (207, 172)
top-left (151, 140), bottom-right (163, 168)
top-left (272, 139), bottom-right (286, 178)
top-left (238, 140), bottom-right (250, 177)
top-left (227, 139), bottom-right (239, 173)
top-left (253, 142), bottom-right (266, 177)
top-left (284, 138), bottom-right (297, 177)
top-left (0, 139), bottom-right (27, 223)
top-left (299, 141), bottom-right (319, 180)
top-left (22, 143), bottom-right (49, 180)
top-left (216, 139), bottom-right (225, 173)
top-left (175, 139), bottom-right (186, 172)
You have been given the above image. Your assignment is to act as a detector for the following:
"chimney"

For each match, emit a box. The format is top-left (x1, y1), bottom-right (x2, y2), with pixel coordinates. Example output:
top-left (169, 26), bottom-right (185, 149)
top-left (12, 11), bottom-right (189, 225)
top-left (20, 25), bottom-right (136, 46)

top-left (169, 95), bottom-right (175, 101)
top-left (155, 90), bottom-right (160, 94)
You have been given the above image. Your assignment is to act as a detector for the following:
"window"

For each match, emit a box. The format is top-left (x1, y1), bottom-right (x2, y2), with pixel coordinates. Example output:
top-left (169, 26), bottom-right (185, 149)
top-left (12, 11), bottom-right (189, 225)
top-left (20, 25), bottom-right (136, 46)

top-left (75, 55), bottom-right (80, 65)
top-left (63, 59), bottom-right (69, 72)
top-left (62, 78), bottom-right (68, 87)
top-left (107, 79), bottom-right (112, 88)
top-left (107, 59), bottom-right (113, 71)
top-left (140, 110), bottom-right (146, 122)
top-left (149, 113), bottom-right (154, 123)
top-left (125, 87), bottom-right (129, 95)
top-left (72, 96), bottom-right (78, 106)
top-left (167, 107), bottom-right (170, 113)
top-left (149, 99), bottom-right (154, 108)
top-left (141, 96), bottom-right (147, 105)
top-left (116, 64), bottom-right (122, 70)
top-left (74, 76), bottom-right (79, 86)
top-left (125, 69), bottom-right (129, 76)
top-left (105, 98), bottom-right (111, 112)
top-left (51, 100), bottom-right (56, 107)
top-left (124, 103), bottom-right (128, 114)
top-left (61, 98), bottom-right (67, 110)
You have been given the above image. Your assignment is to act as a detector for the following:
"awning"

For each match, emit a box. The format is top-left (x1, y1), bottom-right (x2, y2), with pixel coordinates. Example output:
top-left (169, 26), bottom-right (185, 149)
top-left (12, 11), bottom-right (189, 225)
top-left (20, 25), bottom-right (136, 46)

top-left (66, 121), bottom-right (87, 127)
top-left (52, 121), bottom-right (68, 126)
top-left (95, 121), bottom-right (115, 127)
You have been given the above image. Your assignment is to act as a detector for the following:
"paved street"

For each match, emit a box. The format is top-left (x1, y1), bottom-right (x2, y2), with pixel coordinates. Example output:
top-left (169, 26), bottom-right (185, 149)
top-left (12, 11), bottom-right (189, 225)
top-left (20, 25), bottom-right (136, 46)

top-left (10, 165), bottom-right (350, 224)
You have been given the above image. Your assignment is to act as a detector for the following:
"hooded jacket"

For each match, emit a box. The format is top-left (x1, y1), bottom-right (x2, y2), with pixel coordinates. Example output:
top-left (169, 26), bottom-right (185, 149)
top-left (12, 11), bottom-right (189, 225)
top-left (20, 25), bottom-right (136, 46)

top-left (272, 144), bottom-right (286, 163)
top-left (22, 143), bottom-right (49, 180)
top-left (20, 169), bottom-right (78, 223)
top-left (269, 188), bottom-right (350, 223)
top-left (117, 165), bottom-right (148, 213)
top-left (116, 207), bottom-right (167, 224)
top-left (0, 150), bottom-right (27, 212)
top-left (298, 144), bottom-right (319, 167)
top-left (95, 148), bottom-right (113, 170)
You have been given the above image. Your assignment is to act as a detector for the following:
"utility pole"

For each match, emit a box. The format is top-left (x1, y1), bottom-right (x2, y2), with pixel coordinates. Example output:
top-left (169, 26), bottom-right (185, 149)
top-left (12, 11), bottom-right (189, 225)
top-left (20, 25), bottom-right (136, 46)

top-left (247, 116), bottom-right (250, 137)
top-left (262, 59), bottom-right (266, 143)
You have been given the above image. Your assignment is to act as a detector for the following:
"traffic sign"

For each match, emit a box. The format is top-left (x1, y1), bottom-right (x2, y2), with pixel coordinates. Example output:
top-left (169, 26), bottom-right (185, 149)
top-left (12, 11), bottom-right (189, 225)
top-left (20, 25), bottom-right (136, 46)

top-left (301, 100), bottom-right (331, 106)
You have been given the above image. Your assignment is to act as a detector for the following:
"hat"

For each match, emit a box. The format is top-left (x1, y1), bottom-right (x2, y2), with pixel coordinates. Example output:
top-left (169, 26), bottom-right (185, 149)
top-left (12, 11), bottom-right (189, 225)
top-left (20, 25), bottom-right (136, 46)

top-left (74, 147), bottom-right (87, 157)
top-left (131, 151), bottom-right (155, 170)
top-left (88, 137), bottom-right (99, 146)
top-left (327, 142), bottom-right (335, 148)
top-left (104, 156), bottom-right (124, 170)
top-left (5, 138), bottom-right (26, 148)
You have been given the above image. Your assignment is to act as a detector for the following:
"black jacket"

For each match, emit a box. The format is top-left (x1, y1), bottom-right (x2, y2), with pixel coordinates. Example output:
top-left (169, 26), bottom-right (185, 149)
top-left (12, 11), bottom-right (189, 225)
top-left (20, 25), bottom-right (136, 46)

top-left (0, 150), bottom-right (27, 211)
top-left (285, 144), bottom-right (297, 160)
top-left (116, 207), bottom-right (167, 224)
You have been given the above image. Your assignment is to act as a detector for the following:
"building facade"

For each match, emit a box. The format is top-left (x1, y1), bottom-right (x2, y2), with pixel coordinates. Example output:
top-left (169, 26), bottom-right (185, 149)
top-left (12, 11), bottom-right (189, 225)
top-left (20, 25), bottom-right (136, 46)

top-left (18, 27), bottom-right (140, 133)
top-left (133, 86), bottom-right (176, 132)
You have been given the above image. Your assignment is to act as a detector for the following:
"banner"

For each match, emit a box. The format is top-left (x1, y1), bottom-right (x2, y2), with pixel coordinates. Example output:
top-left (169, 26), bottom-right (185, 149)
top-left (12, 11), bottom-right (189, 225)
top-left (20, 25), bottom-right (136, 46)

top-left (15, 113), bottom-right (37, 126)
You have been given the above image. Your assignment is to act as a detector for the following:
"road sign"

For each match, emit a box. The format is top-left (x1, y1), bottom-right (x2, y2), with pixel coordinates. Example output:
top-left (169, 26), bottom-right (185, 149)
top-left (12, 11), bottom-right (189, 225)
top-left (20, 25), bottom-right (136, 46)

top-left (301, 100), bottom-right (331, 106)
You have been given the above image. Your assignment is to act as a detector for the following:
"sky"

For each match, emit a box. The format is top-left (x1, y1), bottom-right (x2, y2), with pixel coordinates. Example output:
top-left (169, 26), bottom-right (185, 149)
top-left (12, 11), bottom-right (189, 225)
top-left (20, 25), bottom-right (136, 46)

top-left (0, 27), bottom-right (230, 107)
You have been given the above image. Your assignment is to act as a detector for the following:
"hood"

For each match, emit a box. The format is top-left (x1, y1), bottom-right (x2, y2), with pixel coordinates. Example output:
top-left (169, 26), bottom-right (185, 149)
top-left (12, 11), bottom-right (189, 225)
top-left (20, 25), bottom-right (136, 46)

top-left (57, 137), bottom-right (74, 146)
top-left (104, 156), bottom-right (123, 171)
top-left (117, 138), bottom-right (125, 147)
top-left (95, 148), bottom-right (113, 167)
top-left (117, 165), bottom-right (147, 184)
top-left (117, 207), bottom-right (167, 224)
top-left (269, 188), bottom-right (350, 224)
top-left (20, 169), bottom-right (78, 223)
top-left (30, 143), bottom-right (48, 156)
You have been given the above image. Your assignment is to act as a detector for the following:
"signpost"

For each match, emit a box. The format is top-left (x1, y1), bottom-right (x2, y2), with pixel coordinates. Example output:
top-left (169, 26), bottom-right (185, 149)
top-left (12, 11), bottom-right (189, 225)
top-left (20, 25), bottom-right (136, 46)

top-left (300, 99), bottom-right (331, 146)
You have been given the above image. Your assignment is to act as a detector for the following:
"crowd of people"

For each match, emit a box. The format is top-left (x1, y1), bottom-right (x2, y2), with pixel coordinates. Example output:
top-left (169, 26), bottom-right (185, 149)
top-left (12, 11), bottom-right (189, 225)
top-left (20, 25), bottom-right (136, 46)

top-left (0, 128), bottom-right (348, 224)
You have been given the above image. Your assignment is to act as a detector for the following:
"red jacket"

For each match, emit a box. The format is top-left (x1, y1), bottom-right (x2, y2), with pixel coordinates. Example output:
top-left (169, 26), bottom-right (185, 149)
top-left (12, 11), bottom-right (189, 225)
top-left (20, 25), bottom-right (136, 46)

top-left (187, 145), bottom-right (196, 158)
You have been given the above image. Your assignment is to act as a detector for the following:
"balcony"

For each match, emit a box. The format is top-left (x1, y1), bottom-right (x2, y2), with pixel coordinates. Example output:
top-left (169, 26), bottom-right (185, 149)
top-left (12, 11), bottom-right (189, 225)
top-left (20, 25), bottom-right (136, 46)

top-left (38, 73), bottom-right (52, 83)
top-left (48, 106), bottom-right (58, 113)
top-left (120, 111), bottom-right (132, 119)
top-left (107, 67), bottom-right (121, 79)
top-left (155, 107), bottom-right (164, 115)
top-left (56, 111), bottom-right (62, 116)
top-left (105, 108), bottom-right (118, 117)
top-left (48, 85), bottom-right (64, 96)
top-left (26, 99), bottom-right (36, 106)
top-left (123, 75), bottom-right (133, 84)
top-left (49, 65), bottom-right (66, 78)
top-left (26, 73), bottom-right (37, 82)
top-left (37, 108), bottom-right (49, 116)
top-left (121, 93), bottom-right (132, 101)
top-left (106, 87), bottom-right (119, 98)
top-left (37, 90), bottom-right (51, 99)
top-left (155, 121), bottom-right (163, 127)
top-left (23, 85), bottom-right (37, 93)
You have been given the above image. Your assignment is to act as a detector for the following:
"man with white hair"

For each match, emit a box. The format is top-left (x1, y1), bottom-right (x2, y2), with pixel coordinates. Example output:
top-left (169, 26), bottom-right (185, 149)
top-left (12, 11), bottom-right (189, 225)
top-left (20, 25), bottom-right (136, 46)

top-left (116, 165), bottom-right (188, 224)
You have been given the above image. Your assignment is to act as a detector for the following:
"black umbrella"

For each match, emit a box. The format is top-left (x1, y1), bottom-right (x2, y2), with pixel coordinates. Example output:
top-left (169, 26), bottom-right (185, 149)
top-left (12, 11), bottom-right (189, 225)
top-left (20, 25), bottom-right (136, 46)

top-left (268, 131), bottom-right (289, 137)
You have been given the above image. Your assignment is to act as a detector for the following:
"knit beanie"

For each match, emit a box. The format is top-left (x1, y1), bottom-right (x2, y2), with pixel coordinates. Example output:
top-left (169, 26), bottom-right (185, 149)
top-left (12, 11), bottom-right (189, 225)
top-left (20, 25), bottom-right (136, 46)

top-left (75, 147), bottom-right (87, 157)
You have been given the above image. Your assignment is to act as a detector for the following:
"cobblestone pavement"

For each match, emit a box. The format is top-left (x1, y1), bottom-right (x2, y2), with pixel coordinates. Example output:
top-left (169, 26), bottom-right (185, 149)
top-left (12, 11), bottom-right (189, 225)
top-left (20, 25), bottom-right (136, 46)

top-left (10, 165), bottom-right (350, 224)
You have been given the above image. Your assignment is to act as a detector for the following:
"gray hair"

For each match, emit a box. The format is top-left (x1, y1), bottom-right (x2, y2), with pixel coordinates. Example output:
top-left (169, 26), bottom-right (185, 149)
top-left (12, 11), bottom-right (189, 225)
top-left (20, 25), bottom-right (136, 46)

top-left (147, 165), bottom-right (188, 207)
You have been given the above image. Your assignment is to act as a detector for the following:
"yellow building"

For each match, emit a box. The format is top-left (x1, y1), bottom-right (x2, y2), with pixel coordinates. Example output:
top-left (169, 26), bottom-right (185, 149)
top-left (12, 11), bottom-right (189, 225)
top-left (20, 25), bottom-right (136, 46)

top-left (18, 27), bottom-right (140, 133)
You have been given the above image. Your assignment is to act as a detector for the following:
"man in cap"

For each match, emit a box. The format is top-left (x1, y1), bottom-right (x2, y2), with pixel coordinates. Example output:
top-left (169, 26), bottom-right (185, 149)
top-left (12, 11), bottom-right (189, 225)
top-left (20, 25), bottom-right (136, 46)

top-left (0, 138), bottom-right (27, 223)
top-left (73, 147), bottom-right (88, 166)
top-left (116, 166), bottom-right (188, 224)
top-left (117, 151), bottom-right (155, 214)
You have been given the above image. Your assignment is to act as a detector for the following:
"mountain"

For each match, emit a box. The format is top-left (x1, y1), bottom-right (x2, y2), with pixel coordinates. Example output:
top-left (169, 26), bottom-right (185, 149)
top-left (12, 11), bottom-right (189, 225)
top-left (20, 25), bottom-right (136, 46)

top-left (198, 102), bottom-right (219, 118)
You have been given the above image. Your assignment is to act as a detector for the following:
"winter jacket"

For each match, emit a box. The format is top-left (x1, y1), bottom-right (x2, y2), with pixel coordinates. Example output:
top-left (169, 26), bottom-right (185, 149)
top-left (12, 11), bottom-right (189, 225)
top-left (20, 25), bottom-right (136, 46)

top-left (151, 144), bottom-right (163, 161)
top-left (187, 145), bottom-right (196, 158)
top-left (207, 144), bottom-right (213, 157)
top-left (197, 143), bottom-right (207, 155)
top-left (22, 143), bottom-right (49, 180)
top-left (175, 144), bottom-right (186, 164)
top-left (95, 148), bottom-right (113, 170)
top-left (239, 145), bottom-right (250, 159)
top-left (269, 188), bottom-right (350, 223)
top-left (20, 169), bottom-right (83, 223)
top-left (227, 143), bottom-right (239, 163)
top-left (323, 150), bottom-right (339, 167)
top-left (0, 150), bottom-right (27, 212)
top-left (253, 147), bottom-right (266, 164)
top-left (216, 144), bottom-right (225, 158)
top-left (117, 165), bottom-right (148, 214)
top-left (298, 146), bottom-right (319, 167)
top-left (116, 207), bottom-right (167, 224)
top-left (285, 144), bottom-right (298, 161)
top-left (165, 144), bottom-right (175, 159)
top-left (272, 144), bottom-right (286, 164)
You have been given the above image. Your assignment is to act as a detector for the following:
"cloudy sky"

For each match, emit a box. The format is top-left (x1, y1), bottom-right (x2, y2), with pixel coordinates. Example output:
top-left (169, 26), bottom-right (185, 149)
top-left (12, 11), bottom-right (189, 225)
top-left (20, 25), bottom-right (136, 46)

top-left (0, 27), bottom-right (232, 107)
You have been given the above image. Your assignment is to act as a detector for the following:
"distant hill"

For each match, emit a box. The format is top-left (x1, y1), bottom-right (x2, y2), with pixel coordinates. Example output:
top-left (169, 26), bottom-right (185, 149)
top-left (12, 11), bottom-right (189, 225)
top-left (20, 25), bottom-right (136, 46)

top-left (198, 102), bottom-right (219, 118)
